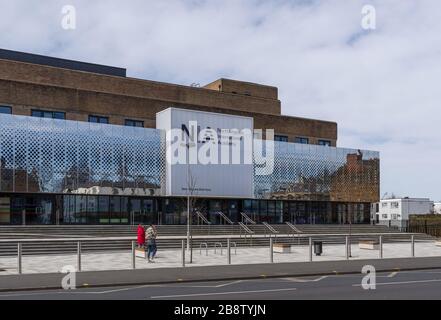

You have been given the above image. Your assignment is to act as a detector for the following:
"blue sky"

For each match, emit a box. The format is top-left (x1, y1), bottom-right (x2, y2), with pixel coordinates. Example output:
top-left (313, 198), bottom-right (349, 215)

top-left (1, 0), bottom-right (440, 200)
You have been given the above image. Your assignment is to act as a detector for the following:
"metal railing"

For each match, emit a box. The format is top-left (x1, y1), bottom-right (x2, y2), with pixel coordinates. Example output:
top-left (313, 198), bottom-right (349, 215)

top-left (0, 232), bottom-right (427, 274)
top-left (196, 211), bottom-right (212, 225)
top-left (263, 222), bottom-right (279, 235)
top-left (286, 222), bottom-right (303, 234)
top-left (216, 211), bottom-right (234, 225)
top-left (240, 212), bottom-right (256, 225)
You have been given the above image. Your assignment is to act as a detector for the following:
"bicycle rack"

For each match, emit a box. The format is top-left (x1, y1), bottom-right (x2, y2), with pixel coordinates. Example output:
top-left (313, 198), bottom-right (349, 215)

top-left (231, 242), bottom-right (237, 255)
top-left (214, 242), bottom-right (223, 255)
top-left (199, 242), bottom-right (208, 256)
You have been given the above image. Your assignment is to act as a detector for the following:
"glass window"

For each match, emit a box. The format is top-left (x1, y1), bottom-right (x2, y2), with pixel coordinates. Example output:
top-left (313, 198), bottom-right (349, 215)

top-left (391, 202), bottom-right (399, 209)
top-left (31, 109), bottom-right (66, 119)
top-left (275, 135), bottom-right (288, 142)
top-left (89, 115), bottom-right (109, 124)
top-left (318, 140), bottom-right (331, 146)
top-left (0, 105), bottom-right (12, 114)
top-left (295, 137), bottom-right (309, 144)
top-left (125, 119), bottom-right (144, 127)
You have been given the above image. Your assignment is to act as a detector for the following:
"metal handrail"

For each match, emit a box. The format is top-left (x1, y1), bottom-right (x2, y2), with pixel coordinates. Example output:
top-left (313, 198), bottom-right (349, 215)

top-left (196, 211), bottom-right (211, 225)
top-left (286, 222), bottom-right (303, 234)
top-left (263, 222), bottom-right (279, 234)
top-left (216, 211), bottom-right (234, 225)
top-left (240, 212), bottom-right (256, 225)
top-left (238, 222), bottom-right (254, 234)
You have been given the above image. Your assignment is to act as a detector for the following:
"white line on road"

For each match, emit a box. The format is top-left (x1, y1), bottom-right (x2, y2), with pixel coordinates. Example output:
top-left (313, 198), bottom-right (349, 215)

top-left (353, 279), bottom-right (441, 287)
top-left (150, 287), bottom-right (297, 299)
top-left (282, 276), bottom-right (328, 283)
top-left (387, 272), bottom-right (398, 278)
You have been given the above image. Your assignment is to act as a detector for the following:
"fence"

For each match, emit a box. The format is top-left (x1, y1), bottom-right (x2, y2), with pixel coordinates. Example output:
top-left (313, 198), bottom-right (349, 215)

top-left (0, 233), bottom-right (432, 275)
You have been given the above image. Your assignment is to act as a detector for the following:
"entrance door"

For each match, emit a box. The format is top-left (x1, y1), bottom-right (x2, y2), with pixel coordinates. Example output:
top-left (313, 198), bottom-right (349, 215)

top-left (129, 198), bottom-right (141, 225)
top-left (11, 196), bottom-right (54, 225)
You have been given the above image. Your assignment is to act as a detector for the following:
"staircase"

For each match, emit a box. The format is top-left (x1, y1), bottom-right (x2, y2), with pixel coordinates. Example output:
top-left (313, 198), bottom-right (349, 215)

top-left (0, 224), bottom-right (432, 256)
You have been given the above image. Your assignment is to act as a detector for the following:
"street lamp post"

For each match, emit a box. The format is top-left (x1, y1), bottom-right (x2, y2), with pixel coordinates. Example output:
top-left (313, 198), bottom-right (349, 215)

top-left (348, 208), bottom-right (352, 258)
top-left (181, 140), bottom-right (195, 263)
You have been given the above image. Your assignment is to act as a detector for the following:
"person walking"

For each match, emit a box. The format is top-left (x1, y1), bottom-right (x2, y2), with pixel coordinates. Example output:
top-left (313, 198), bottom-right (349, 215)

top-left (136, 224), bottom-right (145, 248)
top-left (145, 224), bottom-right (157, 262)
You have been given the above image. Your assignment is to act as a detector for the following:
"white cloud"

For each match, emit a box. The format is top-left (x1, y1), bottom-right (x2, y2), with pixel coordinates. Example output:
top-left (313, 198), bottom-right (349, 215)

top-left (0, 0), bottom-right (440, 200)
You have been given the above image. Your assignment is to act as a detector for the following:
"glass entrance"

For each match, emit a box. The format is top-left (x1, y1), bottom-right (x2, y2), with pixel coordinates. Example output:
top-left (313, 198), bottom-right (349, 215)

top-left (11, 196), bottom-right (54, 225)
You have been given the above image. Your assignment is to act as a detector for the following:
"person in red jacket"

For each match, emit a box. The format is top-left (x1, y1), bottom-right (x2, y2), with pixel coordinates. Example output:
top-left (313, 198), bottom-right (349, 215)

top-left (137, 224), bottom-right (145, 248)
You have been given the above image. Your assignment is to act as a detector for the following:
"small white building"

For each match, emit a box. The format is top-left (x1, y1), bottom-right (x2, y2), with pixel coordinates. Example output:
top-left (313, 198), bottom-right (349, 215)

top-left (372, 198), bottom-right (434, 228)
top-left (434, 203), bottom-right (441, 215)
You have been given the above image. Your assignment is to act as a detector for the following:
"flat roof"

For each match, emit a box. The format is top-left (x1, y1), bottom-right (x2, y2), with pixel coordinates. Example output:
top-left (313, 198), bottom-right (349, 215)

top-left (0, 48), bottom-right (126, 77)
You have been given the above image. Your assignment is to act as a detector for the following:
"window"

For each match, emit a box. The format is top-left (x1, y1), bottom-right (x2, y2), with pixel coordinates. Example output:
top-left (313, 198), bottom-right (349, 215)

top-left (274, 135), bottom-right (288, 142)
top-left (318, 140), bottom-right (331, 146)
top-left (89, 115), bottom-right (109, 124)
top-left (391, 202), bottom-right (399, 209)
top-left (31, 109), bottom-right (65, 119)
top-left (382, 202), bottom-right (388, 208)
top-left (295, 137), bottom-right (309, 144)
top-left (125, 119), bottom-right (144, 128)
top-left (382, 214), bottom-right (388, 219)
top-left (0, 105), bottom-right (12, 114)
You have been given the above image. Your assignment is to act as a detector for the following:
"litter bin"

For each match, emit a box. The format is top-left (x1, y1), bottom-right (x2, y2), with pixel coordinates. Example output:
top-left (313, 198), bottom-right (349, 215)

top-left (314, 241), bottom-right (323, 256)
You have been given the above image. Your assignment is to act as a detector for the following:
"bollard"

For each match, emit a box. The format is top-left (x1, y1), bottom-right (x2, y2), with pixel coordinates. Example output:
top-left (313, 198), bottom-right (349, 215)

top-left (345, 236), bottom-right (349, 260)
top-left (379, 236), bottom-right (383, 259)
top-left (17, 243), bottom-right (22, 274)
top-left (77, 241), bottom-right (82, 272)
top-left (309, 237), bottom-right (312, 262)
top-left (411, 235), bottom-right (415, 258)
top-left (181, 239), bottom-right (186, 267)
top-left (270, 237), bottom-right (274, 263)
top-left (131, 241), bottom-right (136, 269)
top-left (227, 238), bottom-right (231, 265)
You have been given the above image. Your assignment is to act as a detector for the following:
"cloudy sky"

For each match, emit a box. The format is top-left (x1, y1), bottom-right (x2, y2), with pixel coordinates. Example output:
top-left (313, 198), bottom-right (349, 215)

top-left (1, 0), bottom-right (440, 200)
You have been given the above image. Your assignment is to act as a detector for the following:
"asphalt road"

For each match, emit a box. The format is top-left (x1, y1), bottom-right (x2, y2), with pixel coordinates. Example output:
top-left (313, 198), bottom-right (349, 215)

top-left (1, 269), bottom-right (441, 300)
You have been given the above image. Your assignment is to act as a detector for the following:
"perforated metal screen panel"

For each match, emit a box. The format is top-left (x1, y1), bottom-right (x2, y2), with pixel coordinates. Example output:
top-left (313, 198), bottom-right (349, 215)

top-left (0, 114), bottom-right (379, 202)
top-left (0, 114), bottom-right (165, 195)
top-left (254, 141), bottom-right (380, 203)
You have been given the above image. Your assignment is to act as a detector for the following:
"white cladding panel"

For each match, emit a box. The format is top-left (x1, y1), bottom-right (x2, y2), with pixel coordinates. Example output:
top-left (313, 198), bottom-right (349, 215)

top-left (156, 108), bottom-right (254, 198)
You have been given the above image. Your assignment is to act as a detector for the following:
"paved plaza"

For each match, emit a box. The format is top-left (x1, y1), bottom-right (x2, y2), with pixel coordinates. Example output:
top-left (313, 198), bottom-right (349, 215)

top-left (1, 241), bottom-right (441, 275)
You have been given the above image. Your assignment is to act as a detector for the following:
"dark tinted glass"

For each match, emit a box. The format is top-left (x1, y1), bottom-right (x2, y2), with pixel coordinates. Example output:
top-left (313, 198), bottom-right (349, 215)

top-left (0, 106), bottom-right (12, 114)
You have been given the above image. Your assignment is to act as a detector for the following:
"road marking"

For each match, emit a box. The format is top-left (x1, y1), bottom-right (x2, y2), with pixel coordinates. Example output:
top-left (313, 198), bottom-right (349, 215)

top-left (387, 272), bottom-right (398, 278)
top-left (353, 279), bottom-right (441, 287)
top-left (150, 287), bottom-right (297, 299)
top-left (0, 284), bottom-right (166, 297)
top-left (283, 276), bottom-right (328, 283)
top-left (172, 280), bottom-right (244, 288)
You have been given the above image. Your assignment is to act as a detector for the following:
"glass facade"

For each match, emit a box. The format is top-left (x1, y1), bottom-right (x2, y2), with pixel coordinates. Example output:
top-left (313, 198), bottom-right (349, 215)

top-left (0, 114), bottom-right (165, 195)
top-left (254, 141), bottom-right (380, 203)
top-left (0, 114), bottom-right (379, 225)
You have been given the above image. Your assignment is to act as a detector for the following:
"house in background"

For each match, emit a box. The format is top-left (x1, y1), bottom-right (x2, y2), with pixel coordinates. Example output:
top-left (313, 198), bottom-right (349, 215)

top-left (372, 197), bottom-right (434, 228)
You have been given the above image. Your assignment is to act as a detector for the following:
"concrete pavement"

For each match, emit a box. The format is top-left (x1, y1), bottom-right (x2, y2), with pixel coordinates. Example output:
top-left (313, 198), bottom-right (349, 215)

top-left (2, 256), bottom-right (441, 292)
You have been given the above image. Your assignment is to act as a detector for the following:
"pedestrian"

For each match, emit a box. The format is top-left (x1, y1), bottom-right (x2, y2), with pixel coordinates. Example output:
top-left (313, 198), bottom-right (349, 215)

top-left (137, 224), bottom-right (145, 248)
top-left (145, 224), bottom-right (157, 262)
top-left (151, 224), bottom-right (158, 258)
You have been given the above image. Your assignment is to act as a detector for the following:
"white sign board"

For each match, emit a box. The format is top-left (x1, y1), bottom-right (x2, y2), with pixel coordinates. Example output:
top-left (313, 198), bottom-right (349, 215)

top-left (156, 108), bottom-right (254, 198)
